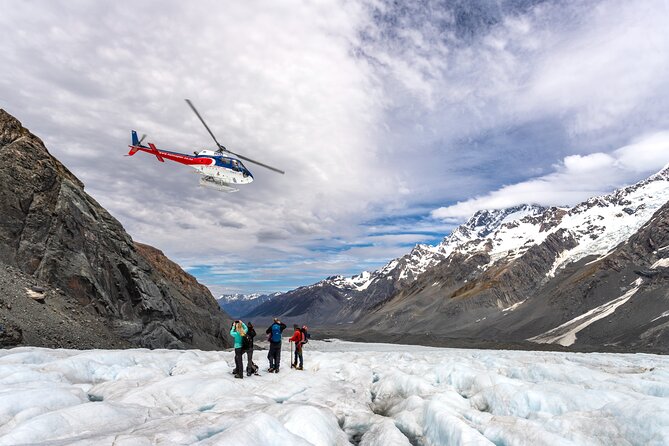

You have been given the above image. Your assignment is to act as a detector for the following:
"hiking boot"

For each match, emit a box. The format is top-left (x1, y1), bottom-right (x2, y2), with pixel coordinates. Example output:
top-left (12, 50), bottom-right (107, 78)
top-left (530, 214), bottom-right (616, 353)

top-left (274, 368), bottom-right (279, 373)
top-left (234, 373), bottom-right (243, 379)
top-left (268, 367), bottom-right (275, 373)
top-left (297, 365), bottom-right (303, 370)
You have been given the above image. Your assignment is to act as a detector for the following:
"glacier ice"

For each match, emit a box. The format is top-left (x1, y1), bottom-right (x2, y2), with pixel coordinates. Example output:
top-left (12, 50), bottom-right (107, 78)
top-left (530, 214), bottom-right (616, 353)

top-left (0, 340), bottom-right (667, 445)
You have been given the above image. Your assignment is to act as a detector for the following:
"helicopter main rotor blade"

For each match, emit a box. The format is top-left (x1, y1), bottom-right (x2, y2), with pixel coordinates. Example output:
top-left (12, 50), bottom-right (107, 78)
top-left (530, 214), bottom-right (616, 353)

top-left (228, 151), bottom-right (285, 175)
top-left (185, 98), bottom-right (285, 175)
top-left (185, 99), bottom-right (227, 152)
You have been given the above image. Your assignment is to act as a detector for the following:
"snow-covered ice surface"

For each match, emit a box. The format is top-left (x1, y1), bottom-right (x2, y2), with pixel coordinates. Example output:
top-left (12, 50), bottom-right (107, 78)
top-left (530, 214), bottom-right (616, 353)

top-left (1, 341), bottom-right (668, 445)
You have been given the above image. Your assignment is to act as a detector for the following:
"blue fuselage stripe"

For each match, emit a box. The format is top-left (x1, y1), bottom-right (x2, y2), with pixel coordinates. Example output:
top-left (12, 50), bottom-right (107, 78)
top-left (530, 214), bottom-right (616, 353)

top-left (151, 148), bottom-right (253, 177)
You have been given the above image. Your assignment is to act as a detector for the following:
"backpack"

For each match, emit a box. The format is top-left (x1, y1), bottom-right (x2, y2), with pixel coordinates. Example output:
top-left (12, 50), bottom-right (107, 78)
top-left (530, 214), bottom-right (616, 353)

top-left (300, 327), bottom-right (310, 345)
top-left (271, 323), bottom-right (282, 343)
top-left (241, 333), bottom-right (252, 350)
top-left (248, 361), bottom-right (259, 375)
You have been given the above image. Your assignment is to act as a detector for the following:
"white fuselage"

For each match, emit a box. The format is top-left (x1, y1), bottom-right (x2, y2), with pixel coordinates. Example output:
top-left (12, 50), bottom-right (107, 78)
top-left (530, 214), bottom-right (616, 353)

top-left (192, 150), bottom-right (254, 185)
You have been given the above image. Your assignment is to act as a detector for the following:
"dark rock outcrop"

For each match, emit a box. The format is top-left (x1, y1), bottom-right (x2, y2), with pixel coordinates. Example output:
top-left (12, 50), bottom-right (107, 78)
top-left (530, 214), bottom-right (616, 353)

top-left (0, 109), bottom-right (232, 349)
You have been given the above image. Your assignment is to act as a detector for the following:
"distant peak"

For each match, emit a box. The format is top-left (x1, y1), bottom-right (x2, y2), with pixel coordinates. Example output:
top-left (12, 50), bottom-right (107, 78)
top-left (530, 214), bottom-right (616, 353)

top-left (650, 162), bottom-right (669, 180)
top-left (0, 109), bottom-right (20, 125)
top-left (0, 109), bottom-right (82, 189)
top-left (0, 109), bottom-right (31, 148)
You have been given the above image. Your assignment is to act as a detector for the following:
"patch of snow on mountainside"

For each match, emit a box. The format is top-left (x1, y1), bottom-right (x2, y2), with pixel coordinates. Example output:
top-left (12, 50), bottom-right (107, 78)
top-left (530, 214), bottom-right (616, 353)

top-left (549, 177), bottom-right (669, 273)
top-left (324, 272), bottom-right (373, 291)
top-left (448, 205), bottom-right (547, 242)
top-left (502, 299), bottom-right (526, 312)
top-left (341, 271), bottom-right (373, 291)
top-left (397, 244), bottom-right (444, 281)
top-left (436, 205), bottom-right (548, 259)
top-left (378, 260), bottom-right (399, 275)
top-left (652, 258), bottom-right (669, 269)
top-left (530, 279), bottom-right (643, 346)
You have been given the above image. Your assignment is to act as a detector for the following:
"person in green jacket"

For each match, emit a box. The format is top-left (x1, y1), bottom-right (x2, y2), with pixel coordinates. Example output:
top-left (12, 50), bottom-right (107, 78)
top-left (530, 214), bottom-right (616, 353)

top-left (230, 320), bottom-right (248, 379)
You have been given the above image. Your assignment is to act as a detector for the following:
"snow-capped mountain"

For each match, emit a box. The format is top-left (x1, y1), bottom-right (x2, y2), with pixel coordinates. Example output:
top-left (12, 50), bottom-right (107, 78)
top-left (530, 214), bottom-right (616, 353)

top-left (446, 167), bottom-right (669, 270)
top-left (217, 293), bottom-right (280, 318)
top-left (248, 165), bottom-right (669, 352)
top-left (218, 293), bottom-right (264, 303)
top-left (283, 204), bottom-right (554, 301)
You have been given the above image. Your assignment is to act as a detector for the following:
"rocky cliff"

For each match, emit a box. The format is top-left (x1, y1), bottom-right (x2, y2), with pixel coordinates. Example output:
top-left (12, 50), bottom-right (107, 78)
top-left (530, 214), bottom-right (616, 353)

top-left (0, 109), bottom-right (233, 349)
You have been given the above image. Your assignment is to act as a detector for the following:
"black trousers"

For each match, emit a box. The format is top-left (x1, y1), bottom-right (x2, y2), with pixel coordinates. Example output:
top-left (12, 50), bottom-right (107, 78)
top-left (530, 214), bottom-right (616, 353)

top-left (268, 342), bottom-right (281, 370)
top-left (234, 347), bottom-right (244, 375)
top-left (246, 348), bottom-right (254, 373)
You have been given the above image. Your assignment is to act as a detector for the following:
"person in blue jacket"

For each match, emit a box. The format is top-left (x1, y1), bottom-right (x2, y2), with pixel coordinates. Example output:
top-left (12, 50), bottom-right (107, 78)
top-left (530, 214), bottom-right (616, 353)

top-left (230, 320), bottom-right (248, 379)
top-left (265, 317), bottom-right (286, 373)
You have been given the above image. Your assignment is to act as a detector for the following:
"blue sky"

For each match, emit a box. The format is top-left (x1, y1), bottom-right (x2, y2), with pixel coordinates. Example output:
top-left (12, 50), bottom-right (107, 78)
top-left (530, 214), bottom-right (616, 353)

top-left (1, 0), bottom-right (668, 295)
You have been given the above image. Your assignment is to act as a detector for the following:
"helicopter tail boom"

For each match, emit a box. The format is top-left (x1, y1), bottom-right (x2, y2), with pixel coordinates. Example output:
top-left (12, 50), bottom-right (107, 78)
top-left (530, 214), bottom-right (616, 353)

top-left (127, 135), bottom-right (213, 166)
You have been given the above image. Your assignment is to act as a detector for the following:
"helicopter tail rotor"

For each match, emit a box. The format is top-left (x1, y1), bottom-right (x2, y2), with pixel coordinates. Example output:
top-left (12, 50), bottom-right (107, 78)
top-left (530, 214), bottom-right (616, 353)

top-left (128, 130), bottom-right (148, 156)
top-left (131, 130), bottom-right (147, 147)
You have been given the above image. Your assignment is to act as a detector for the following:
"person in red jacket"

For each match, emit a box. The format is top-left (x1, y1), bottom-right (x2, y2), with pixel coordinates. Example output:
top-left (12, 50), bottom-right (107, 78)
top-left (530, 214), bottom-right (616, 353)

top-left (289, 324), bottom-right (304, 370)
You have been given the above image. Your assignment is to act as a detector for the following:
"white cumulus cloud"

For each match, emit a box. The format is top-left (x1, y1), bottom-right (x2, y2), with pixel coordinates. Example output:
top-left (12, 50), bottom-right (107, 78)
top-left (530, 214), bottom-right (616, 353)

top-left (432, 132), bottom-right (669, 220)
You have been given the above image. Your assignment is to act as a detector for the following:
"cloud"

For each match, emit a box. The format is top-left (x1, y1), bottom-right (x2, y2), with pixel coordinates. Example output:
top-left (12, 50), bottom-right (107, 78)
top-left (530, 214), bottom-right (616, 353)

top-left (614, 132), bottom-right (669, 173)
top-left (1, 0), bottom-right (669, 293)
top-left (432, 132), bottom-right (669, 220)
top-left (518, 1), bottom-right (669, 138)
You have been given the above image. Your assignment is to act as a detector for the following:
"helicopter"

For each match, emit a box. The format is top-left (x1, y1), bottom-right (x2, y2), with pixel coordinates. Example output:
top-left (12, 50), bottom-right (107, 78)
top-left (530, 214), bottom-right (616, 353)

top-left (127, 99), bottom-right (284, 192)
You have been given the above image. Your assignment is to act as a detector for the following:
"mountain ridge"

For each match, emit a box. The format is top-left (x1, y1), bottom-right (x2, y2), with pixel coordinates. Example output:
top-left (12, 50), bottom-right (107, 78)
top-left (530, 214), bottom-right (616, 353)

top-left (217, 292), bottom-right (279, 318)
top-left (246, 163), bottom-right (669, 352)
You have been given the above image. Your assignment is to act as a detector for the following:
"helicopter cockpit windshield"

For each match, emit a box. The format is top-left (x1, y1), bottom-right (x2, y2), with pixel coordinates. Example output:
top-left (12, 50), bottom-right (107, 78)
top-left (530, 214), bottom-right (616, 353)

top-left (218, 156), bottom-right (250, 176)
top-left (236, 160), bottom-right (251, 177)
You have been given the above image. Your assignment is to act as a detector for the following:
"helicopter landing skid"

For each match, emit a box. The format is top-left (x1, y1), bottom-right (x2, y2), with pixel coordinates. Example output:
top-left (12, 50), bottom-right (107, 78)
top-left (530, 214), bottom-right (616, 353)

top-left (199, 176), bottom-right (239, 192)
